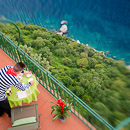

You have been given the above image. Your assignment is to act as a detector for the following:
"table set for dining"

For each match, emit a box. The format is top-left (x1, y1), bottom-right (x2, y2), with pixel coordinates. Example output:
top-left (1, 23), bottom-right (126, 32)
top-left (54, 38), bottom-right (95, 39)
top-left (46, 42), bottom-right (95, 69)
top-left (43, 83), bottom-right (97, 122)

top-left (6, 73), bottom-right (40, 108)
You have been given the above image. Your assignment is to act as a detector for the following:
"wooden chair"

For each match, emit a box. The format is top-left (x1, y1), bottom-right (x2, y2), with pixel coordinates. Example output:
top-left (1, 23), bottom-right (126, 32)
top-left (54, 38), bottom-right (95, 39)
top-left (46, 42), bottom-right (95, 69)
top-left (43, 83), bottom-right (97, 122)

top-left (8, 104), bottom-right (39, 130)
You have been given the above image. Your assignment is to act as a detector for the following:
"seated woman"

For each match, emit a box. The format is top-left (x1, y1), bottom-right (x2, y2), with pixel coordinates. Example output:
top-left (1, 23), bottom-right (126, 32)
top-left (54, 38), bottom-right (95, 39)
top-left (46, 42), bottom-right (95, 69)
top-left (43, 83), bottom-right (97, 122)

top-left (0, 62), bottom-right (34, 117)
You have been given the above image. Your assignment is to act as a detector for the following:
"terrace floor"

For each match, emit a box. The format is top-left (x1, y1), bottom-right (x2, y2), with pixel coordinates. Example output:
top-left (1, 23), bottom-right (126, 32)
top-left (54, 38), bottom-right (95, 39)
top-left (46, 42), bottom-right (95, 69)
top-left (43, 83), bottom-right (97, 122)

top-left (0, 49), bottom-right (90, 130)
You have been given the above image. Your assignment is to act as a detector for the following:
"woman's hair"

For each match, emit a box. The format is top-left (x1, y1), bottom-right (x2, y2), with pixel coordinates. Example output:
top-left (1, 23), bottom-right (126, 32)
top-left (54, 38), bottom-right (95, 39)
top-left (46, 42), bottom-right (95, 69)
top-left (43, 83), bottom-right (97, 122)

top-left (13, 62), bottom-right (26, 72)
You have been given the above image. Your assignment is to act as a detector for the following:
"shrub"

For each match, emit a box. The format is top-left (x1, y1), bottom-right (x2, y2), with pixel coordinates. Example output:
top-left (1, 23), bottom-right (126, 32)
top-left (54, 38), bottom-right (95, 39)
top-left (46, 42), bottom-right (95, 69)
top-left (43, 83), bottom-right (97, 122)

top-left (62, 58), bottom-right (72, 67)
top-left (77, 58), bottom-right (88, 68)
top-left (54, 48), bottom-right (67, 57)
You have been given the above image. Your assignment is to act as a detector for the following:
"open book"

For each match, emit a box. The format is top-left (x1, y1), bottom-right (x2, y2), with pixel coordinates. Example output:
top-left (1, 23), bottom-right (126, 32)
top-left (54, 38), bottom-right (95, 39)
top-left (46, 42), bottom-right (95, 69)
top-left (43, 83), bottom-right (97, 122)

top-left (17, 88), bottom-right (31, 99)
top-left (17, 91), bottom-right (27, 99)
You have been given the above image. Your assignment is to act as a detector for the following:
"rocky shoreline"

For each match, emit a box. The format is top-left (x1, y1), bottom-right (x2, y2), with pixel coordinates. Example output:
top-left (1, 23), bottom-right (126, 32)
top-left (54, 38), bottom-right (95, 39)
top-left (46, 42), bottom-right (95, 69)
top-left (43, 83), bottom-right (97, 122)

top-left (126, 65), bottom-right (130, 70)
top-left (54, 20), bottom-right (130, 65)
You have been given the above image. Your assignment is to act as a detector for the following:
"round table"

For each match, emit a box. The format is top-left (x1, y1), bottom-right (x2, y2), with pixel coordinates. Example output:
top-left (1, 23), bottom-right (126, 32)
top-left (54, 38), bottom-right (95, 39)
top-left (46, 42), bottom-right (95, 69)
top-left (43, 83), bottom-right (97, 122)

top-left (6, 74), bottom-right (40, 108)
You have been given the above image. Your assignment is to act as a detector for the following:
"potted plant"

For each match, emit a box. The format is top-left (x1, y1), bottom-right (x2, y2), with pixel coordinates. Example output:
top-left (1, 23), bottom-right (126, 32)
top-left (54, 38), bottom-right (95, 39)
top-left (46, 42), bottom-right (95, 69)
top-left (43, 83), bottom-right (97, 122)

top-left (51, 99), bottom-right (72, 122)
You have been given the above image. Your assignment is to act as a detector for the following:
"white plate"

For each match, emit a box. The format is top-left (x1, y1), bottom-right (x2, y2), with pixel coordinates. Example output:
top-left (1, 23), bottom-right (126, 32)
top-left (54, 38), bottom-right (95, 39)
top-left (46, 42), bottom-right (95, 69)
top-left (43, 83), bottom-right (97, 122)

top-left (28, 78), bottom-right (33, 82)
top-left (26, 74), bottom-right (32, 78)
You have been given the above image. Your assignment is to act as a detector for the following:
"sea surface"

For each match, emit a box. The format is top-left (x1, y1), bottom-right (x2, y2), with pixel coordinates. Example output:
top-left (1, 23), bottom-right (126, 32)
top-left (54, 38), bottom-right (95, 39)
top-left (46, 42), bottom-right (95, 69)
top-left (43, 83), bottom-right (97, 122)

top-left (0, 0), bottom-right (130, 64)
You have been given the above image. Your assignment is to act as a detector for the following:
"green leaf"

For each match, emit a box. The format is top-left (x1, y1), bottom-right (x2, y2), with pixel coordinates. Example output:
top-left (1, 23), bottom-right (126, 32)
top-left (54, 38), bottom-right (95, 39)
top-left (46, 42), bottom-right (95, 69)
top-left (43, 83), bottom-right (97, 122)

top-left (50, 102), bottom-right (57, 105)
top-left (51, 109), bottom-right (55, 115)
top-left (66, 112), bottom-right (71, 117)
top-left (53, 111), bottom-right (58, 114)
top-left (64, 107), bottom-right (70, 111)
top-left (51, 106), bottom-right (55, 109)
top-left (52, 114), bottom-right (59, 120)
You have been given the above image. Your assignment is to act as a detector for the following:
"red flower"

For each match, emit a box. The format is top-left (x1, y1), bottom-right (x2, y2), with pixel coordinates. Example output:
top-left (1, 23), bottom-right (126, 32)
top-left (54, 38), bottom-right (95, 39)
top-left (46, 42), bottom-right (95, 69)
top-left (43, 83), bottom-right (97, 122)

top-left (51, 99), bottom-right (72, 120)
top-left (57, 99), bottom-right (65, 106)
top-left (57, 99), bottom-right (65, 113)
top-left (57, 99), bottom-right (61, 105)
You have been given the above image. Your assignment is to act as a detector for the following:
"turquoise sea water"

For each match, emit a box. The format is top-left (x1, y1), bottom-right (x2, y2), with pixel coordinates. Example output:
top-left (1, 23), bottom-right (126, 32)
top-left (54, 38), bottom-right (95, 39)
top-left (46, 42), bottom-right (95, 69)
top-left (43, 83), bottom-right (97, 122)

top-left (0, 0), bottom-right (130, 64)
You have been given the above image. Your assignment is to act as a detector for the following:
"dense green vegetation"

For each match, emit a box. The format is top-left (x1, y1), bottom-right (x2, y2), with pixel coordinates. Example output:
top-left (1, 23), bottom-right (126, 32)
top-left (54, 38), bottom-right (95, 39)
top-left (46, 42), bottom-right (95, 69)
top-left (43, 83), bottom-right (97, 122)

top-left (0, 22), bottom-right (130, 127)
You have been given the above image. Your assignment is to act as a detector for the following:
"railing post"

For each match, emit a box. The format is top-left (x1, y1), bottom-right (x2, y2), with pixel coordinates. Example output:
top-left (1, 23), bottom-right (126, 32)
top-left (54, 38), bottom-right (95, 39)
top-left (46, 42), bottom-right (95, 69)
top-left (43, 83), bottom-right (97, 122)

top-left (0, 18), bottom-right (21, 47)
top-left (0, 18), bottom-right (21, 62)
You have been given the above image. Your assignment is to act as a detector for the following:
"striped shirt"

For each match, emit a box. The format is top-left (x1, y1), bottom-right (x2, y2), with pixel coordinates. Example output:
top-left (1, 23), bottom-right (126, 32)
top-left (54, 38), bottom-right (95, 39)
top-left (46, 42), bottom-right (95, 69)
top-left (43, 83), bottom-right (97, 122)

top-left (0, 66), bottom-right (31, 101)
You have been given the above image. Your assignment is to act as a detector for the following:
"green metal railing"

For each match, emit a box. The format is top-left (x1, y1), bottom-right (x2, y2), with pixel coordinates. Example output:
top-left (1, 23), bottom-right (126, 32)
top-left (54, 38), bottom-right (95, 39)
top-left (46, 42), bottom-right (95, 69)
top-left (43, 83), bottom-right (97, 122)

top-left (0, 18), bottom-right (21, 46)
top-left (115, 117), bottom-right (130, 130)
top-left (0, 31), bottom-right (115, 130)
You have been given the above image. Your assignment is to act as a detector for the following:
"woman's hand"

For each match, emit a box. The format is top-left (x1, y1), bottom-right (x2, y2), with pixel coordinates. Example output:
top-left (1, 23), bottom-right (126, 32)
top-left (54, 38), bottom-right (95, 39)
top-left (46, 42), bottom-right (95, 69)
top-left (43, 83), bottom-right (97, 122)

top-left (29, 80), bottom-right (34, 85)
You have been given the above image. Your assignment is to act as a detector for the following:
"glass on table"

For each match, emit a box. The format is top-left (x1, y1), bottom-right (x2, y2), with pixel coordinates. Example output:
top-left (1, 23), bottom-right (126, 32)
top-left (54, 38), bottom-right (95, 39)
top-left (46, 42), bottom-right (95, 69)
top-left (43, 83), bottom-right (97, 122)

top-left (26, 87), bottom-right (32, 96)
top-left (17, 73), bottom-right (23, 80)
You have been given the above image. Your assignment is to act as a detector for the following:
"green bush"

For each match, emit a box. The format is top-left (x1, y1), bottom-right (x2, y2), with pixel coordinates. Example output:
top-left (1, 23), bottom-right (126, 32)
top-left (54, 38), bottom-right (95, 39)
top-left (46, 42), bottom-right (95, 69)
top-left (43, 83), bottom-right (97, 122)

top-left (31, 37), bottom-right (45, 49)
top-left (39, 46), bottom-right (52, 58)
top-left (62, 57), bottom-right (72, 67)
top-left (54, 48), bottom-right (67, 57)
top-left (77, 58), bottom-right (88, 68)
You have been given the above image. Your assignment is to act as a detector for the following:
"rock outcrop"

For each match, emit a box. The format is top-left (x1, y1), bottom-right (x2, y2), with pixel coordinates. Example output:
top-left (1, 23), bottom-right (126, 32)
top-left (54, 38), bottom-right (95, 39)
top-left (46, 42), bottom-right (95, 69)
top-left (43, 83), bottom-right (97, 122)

top-left (61, 20), bottom-right (67, 25)
top-left (56, 20), bottom-right (68, 36)
top-left (56, 31), bottom-right (63, 36)
top-left (77, 40), bottom-right (80, 44)
top-left (60, 24), bottom-right (68, 33)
